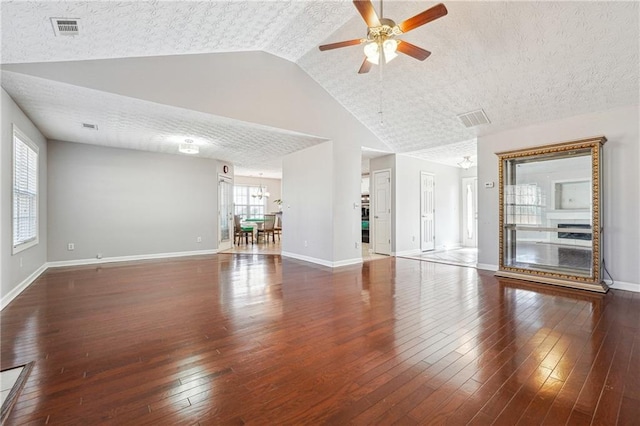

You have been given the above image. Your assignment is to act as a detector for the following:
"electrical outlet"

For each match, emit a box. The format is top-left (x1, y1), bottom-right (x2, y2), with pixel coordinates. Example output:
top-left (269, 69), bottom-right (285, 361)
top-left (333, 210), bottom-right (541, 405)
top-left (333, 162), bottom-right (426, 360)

top-left (355, 242), bottom-right (360, 249)
top-left (412, 236), bottom-right (416, 242)
top-left (96, 253), bottom-right (103, 259)
top-left (67, 243), bottom-right (75, 251)
top-left (304, 240), bottom-right (308, 247)
top-left (196, 236), bottom-right (202, 243)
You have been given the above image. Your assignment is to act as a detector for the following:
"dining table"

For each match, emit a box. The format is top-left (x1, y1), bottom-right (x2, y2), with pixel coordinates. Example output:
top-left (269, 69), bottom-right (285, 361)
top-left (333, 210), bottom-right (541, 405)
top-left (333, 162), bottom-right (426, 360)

top-left (241, 217), bottom-right (264, 234)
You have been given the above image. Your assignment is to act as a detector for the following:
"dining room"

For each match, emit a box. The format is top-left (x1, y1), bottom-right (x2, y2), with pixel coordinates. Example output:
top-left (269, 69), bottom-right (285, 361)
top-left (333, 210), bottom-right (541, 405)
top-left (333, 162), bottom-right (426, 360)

top-left (224, 174), bottom-right (283, 255)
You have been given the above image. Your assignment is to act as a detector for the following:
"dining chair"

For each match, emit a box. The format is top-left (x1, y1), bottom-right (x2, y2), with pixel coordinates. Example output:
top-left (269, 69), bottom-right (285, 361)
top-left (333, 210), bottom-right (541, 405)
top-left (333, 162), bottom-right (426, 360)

top-left (257, 214), bottom-right (276, 243)
top-left (274, 214), bottom-right (282, 241)
top-left (234, 215), bottom-right (254, 245)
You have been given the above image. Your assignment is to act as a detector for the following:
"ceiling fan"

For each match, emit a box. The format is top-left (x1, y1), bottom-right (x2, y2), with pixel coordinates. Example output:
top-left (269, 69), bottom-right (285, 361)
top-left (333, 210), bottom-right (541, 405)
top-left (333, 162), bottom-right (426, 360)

top-left (319, 0), bottom-right (448, 74)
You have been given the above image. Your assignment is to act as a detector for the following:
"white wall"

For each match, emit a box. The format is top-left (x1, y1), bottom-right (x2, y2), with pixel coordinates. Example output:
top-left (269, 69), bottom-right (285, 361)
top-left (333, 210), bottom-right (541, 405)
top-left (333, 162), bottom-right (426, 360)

top-left (47, 141), bottom-right (220, 262)
top-left (395, 155), bottom-right (461, 254)
top-left (369, 154), bottom-right (461, 255)
top-left (477, 104), bottom-right (639, 291)
top-left (233, 175), bottom-right (282, 213)
top-left (282, 142), bottom-right (334, 265)
top-left (1, 88), bottom-right (48, 304)
top-left (5, 52), bottom-right (389, 266)
top-left (332, 139), bottom-right (364, 264)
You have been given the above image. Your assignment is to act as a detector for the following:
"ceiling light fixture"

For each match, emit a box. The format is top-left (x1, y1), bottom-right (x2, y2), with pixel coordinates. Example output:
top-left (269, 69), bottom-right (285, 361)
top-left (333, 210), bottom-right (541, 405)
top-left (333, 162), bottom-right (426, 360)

top-left (458, 156), bottom-right (473, 169)
top-left (179, 139), bottom-right (199, 155)
top-left (252, 173), bottom-right (270, 200)
top-left (363, 30), bottom-right (400, 65)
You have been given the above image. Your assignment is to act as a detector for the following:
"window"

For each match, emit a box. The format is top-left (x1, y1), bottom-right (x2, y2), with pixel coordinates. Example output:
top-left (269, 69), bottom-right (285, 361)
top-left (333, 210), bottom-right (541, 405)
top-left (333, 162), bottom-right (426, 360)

top-left (12, 125), bottom-right (39, 254)
top-left (234, 185), bottom-right (266, 219)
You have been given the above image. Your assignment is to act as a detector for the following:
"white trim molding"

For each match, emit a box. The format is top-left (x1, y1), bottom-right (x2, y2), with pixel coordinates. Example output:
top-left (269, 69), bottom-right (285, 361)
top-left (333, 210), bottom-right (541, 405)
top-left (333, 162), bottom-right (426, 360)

top-left (281, 252), bottom-right (362, 268)
top-left (1, 263), bottom-right (47, 310)
top-left (476, 263), bottom-right (499, 271)
top-left (607, 280), bottom-right (640, 293)
top-left (47, 249), bottom-right (218, 268)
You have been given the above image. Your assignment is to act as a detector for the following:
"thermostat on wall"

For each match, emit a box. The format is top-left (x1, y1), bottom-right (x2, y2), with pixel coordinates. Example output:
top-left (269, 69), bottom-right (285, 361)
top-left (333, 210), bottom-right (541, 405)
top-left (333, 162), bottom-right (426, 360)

top-left (484, 182), bottom-right (494, 188)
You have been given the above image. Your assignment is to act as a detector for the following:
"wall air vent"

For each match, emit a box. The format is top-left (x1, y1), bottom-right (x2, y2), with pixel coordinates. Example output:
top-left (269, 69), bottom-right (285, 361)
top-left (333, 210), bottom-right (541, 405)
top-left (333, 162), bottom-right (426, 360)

top-left (81, 123), bottom-right (98, 130)
top-left (457, 109), bottom-right (490, 128)
top-left (51, 18), bottom-right (80, 36)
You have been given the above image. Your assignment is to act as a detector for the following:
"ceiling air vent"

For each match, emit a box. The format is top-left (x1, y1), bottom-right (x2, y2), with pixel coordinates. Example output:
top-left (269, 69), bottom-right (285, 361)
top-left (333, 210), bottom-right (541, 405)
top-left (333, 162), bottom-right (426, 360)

top-left (51, 18), bottom-right (80, 36)
top-left (457, 109), bottom-right (490, 128)
top-left (81, 123), bottom-right (98, 130)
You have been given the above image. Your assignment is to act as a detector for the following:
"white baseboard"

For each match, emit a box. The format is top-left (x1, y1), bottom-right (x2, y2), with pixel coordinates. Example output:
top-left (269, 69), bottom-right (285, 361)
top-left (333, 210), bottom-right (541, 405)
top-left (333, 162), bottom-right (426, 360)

top-left (281, 251), bottom-right (333, 267)
top-left (47, 249), bottom-right (218, 268)
top-left (281, 252), bottom-right (362, 268)
top-left (476, 263), bottom-right (498, 271)
top-left (607, 280), bottom-right (640, 293)
top-left (1, 263), bottom-right (48, 310)
top-left (333, 257), bottom-right (364, 267)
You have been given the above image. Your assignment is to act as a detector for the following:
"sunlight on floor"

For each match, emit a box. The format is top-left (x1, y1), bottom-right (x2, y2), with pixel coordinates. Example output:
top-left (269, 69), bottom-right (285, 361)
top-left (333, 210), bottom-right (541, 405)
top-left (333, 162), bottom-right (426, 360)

top-left (220, 240), bottom-right (389, 262)
top-left (402, 247), bottom-right (479, 268)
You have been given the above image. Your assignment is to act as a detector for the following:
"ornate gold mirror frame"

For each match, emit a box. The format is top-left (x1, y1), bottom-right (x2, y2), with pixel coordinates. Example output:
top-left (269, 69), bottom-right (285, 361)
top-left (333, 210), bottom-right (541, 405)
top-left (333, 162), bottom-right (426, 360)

top-left (495, 136), bottom-right (607, 293)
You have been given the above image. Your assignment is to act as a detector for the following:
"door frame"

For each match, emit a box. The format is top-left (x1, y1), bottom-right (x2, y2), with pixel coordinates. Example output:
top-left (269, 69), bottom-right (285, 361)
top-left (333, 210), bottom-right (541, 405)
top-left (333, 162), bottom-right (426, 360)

top-left (218, 174), bottom-right (233, 251)
top-left (372, 168), bottom-right (392, 255)
top-left (461, 177), bottom-right (478, 248)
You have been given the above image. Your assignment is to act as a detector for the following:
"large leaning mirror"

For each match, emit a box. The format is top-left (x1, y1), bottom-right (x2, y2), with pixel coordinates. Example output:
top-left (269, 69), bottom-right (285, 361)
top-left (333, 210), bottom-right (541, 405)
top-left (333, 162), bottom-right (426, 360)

top-left (495, 136), bottom-right (607, 293)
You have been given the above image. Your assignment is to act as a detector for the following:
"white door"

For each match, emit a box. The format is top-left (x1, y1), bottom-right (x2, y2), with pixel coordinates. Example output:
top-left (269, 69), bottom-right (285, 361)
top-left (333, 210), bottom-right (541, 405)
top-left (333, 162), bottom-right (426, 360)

top-left (421, 172), bottom-right (435, 251)
top-left (462, 177), bottom-right (478, 247)
top-left (218, 175), bottom-right (233, 251)
top-left (373, 169), bottom-right (391, 255)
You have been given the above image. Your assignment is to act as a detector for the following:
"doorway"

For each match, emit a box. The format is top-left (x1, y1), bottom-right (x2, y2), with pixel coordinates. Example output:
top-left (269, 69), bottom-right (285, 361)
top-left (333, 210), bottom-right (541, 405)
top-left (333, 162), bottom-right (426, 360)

top-left (420, 172), bottom-right (435, 251)
top-left (372, 169), bottom-right (392, 255)
top-left (461, 177), bottom-right (478, 248)
top-left (218, 175), bottom-right (233, 251)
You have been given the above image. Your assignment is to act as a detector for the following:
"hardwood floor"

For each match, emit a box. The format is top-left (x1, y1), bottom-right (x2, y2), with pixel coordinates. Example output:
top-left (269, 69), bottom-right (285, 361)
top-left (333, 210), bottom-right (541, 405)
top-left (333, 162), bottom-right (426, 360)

top-left (1, 255), bottom-right (638, 424)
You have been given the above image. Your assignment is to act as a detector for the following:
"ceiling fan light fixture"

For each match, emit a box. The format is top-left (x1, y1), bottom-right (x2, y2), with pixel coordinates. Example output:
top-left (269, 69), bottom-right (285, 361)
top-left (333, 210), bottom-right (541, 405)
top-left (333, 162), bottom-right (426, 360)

top-left (364, 42), bottom-right (380, 64)
top-left (179, 139), bottom-right (199, 154)
top-left (383, 39), bottom-right (399, 62)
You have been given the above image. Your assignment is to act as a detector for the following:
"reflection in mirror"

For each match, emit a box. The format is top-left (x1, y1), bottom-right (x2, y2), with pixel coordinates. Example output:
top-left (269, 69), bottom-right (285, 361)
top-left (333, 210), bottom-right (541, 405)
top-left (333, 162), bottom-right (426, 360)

top-left (496, 137), bottom-right (606, 293)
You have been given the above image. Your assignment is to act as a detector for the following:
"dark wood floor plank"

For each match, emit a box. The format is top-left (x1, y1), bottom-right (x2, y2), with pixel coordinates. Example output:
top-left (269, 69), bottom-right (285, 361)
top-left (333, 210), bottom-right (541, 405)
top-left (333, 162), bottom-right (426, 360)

top-left (1, 256), bottom-right (638, 424)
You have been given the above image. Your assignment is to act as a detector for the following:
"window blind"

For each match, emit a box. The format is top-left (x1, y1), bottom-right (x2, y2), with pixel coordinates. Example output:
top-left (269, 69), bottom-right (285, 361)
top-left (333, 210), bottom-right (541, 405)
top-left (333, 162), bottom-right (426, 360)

top-left (13, 128), bottom-right (38, 250)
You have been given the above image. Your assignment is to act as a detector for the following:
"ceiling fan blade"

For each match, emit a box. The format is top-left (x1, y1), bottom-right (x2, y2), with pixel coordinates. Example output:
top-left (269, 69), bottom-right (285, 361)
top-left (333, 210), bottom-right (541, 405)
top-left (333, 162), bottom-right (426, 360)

top-left (398, 3), bottom-right (448, 33)
top-left (397, 41), bottom-right (432, 61)
top-left (358, 58), bottom-right (372, 74)
top-left (319, 39), bottom-right (365, 51)
top-left (353, 0), bottom-right (381, 28)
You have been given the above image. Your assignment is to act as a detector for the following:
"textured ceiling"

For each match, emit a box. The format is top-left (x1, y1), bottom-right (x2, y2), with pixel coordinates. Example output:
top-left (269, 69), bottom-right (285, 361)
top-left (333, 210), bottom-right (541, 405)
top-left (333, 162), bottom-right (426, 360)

top-left (0, 1), bottom-right (355, 64)
top-left (1, 71), bottom-right (326, 178)
top-left (299, 1), bottom-right (639, 155)
top-left (1, 1), bottom-right (638, 176)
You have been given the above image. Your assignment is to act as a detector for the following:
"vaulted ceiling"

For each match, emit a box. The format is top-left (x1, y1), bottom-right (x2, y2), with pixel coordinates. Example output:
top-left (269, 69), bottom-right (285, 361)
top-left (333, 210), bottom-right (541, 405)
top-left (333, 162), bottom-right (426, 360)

top-left (1, 1), bottom-right (638, 177)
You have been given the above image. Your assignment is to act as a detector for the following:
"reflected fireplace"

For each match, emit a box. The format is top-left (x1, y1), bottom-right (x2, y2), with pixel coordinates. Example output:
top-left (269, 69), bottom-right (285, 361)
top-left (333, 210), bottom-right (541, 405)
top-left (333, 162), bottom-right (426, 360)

top-left (557, 223), bottom-right (592, 241)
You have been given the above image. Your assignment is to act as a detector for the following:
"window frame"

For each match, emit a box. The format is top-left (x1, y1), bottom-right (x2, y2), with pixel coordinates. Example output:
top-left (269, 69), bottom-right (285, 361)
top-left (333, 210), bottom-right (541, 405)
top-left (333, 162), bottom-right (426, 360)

top-left (12, 124), bottom-right (39, 254)
top-left (233, 184), bottom-right (267, 219)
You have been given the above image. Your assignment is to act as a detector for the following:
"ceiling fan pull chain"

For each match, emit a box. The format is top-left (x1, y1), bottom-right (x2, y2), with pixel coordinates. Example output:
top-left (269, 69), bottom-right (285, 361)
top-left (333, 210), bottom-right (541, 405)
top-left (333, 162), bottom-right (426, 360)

top-left (378, 46), bottom-right (384, 126)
